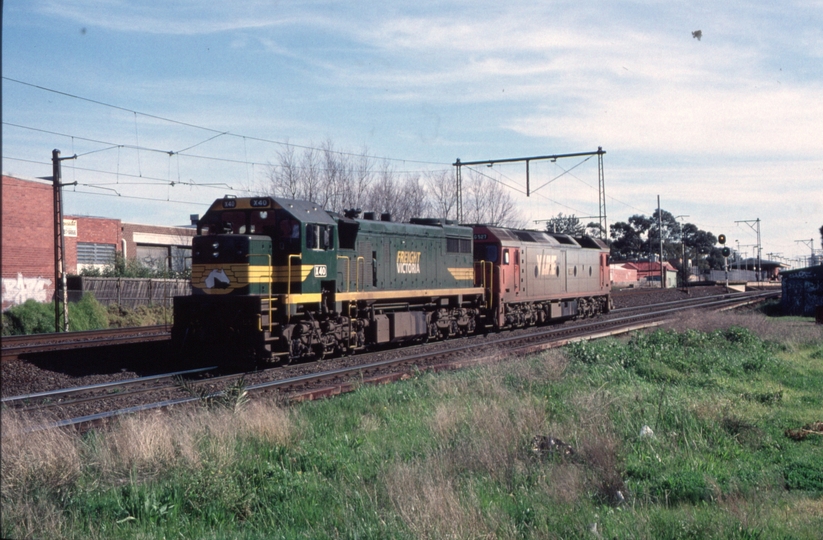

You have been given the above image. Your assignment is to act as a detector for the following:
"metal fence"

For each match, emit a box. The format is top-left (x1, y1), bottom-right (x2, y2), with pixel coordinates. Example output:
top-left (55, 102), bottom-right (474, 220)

top-left (707, 269), bottom-right (761, 282)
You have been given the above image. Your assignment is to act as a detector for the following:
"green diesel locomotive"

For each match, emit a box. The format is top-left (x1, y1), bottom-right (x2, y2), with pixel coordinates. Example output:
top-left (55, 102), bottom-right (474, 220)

top-left (172, 195), bottom-right (611, 364)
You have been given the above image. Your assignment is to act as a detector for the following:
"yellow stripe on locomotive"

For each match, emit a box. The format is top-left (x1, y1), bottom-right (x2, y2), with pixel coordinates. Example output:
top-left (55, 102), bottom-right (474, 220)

top-left (192, 263), bottom-right (316, 295)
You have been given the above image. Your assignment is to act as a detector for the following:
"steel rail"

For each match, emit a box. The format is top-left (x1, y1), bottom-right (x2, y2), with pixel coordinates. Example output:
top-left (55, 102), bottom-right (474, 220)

top-left (610, 289), bottom-right (770, 314)
top-left (2, 325), bottom-right (171, 360)
top-left (2, 366), bottom-right (217, 409)
top-left (23, 291), bottom-right (777, 432)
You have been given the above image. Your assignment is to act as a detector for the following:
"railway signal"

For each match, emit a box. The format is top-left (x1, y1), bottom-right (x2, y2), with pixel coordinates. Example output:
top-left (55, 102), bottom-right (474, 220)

top-left (718, 234), bottom-right (729, 288)
top-left (718, 234), bottom-right (730, 258)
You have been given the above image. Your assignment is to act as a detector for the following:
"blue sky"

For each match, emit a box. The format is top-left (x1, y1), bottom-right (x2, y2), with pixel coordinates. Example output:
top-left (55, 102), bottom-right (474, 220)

top-left (3, 1), bottom-right (822, 265)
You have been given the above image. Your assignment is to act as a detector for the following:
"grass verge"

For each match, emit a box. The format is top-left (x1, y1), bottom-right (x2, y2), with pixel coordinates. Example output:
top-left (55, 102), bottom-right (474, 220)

top-left (2, 309), bottom-right (822, 539)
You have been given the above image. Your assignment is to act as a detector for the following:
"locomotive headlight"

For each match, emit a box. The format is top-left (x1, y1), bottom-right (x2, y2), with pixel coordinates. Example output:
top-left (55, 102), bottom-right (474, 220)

top-left (212, 242), bottom-right (219, 249)
top-left (212, 252), bottom-right (220, 258)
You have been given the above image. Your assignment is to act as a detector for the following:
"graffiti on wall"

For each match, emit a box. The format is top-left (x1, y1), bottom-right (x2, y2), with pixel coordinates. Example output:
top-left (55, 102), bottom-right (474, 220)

top-left (1, 273), bottom-right (53, 306)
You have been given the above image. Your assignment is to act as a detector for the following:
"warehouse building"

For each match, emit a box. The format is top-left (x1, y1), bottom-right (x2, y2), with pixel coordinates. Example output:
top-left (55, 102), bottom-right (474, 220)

top-left (1, 175), bottom-right (195, 310)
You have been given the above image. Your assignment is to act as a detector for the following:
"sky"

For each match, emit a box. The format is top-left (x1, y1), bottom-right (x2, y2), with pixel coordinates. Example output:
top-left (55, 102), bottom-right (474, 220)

top-left (3, 0), bottom-right (822, 266)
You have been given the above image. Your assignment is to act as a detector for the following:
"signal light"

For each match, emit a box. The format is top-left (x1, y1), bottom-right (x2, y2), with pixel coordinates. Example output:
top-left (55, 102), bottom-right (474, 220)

top-left (718, 234), bottom-right (726, 245)
top-left (721, 247), bottom-right (731, 258)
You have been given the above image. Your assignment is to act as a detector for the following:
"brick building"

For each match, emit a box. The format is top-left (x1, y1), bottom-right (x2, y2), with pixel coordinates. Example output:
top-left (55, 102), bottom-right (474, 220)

top-left (2, 175), bottom-right (195, 310)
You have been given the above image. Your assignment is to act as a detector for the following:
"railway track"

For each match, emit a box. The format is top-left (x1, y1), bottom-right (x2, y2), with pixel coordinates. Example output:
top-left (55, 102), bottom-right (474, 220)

top-left (9, 289), bottom-right (778, 433)
top-left (1, 325), bottom-right (171, 361)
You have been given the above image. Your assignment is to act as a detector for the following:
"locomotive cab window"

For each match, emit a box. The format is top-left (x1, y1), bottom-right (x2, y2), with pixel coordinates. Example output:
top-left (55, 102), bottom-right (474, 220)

top-left (306, 224), bottom-right (332, 251)
top-left (250, 210), bottom-right (275, 235)
top-left (475, 245), bottom-right (498, 263)
top-left (203, 211), bottom-right (246, 235)
top-left (306, 224), bottom-right (318, 249)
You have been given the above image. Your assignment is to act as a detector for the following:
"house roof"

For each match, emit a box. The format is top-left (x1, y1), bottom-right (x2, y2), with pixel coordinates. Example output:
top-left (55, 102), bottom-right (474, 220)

top-left (623, 261), bottom-right (677, 272)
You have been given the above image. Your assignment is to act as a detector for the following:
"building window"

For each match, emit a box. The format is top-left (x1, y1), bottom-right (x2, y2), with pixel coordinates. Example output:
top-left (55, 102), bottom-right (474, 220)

top-left (136, 245), bottom-right (170, 271)
top-left (171, 246), bottom-right (192, 271)
top-left (77, 242), bottom-right (115, 269)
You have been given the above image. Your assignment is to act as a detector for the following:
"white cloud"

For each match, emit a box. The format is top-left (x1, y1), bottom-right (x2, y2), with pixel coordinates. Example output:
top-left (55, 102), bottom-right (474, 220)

top-left (37, 0), bottom-right (297, 35)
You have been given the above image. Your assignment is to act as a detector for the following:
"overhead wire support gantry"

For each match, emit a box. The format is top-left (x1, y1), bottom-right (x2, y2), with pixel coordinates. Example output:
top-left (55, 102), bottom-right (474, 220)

top-left (453, 148), bottom-right (607, 238)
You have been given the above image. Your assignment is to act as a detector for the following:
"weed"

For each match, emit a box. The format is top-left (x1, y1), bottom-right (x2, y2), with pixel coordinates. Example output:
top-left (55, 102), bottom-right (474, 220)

top-left (176, 376), bottom-right (249, 412)
top-left (2, 312), bottom-right (821, 539)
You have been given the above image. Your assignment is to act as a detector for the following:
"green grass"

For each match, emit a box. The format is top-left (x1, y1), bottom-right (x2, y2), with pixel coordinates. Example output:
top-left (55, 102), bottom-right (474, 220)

top-left (2, 313), bottom-right (822, 539)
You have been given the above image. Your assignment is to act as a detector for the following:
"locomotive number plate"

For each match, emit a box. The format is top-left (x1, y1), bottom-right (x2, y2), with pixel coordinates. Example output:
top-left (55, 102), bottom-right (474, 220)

top-left (250, 198), bottom-right (270, 207)
top-left (314, 265), bottom-right (328, 278)
top-left (474, 234), bottom-right (488, 240)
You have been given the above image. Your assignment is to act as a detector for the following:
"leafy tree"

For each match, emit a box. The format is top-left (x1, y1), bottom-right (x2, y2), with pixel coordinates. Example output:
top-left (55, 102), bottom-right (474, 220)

top-left (544, 213), bottom-right (585, 235)
top-left (609, 209), bottom-right (722, 277)
top-left (609, 220), bottom-right (645, 260)
top-left (608, 211), bottom-right (674, 260)
top-left (585, 222), bottom-right (605, 238)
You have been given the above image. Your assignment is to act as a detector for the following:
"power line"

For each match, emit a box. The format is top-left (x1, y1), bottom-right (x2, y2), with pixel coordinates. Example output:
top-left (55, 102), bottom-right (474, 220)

top-left (3, 76), bottom-right (452, 167)
top-left (3, 156), bottom-right (254, 193)
top-left (463, 164), bottom-right (590, 216)
top-left (3, 121), bottom-right (449, 175)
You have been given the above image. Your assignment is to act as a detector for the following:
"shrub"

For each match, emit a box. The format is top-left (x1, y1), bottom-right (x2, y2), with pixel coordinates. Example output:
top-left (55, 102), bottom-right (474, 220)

top-left (653, 470), bottom-right (710, 504)
top-left (784, 460), bottom-right (823, 492)
top-left (2, 299), bottom-right (55, 335)
top-left (106, 303), bottom-right (171, 327)
top-left (68, 294), bottom-right (109, 332)
top-left (2, 294), bottom-right (108, 335)
top-left (80, 253), bottom-right (190, 280)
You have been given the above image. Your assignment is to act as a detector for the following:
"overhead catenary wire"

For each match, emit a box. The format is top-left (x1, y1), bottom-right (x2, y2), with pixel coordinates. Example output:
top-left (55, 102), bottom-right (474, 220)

top-left (3, 76), bottom-right (452, 167)
top-left (2, 122), bottom-right (448, 176)
top-left (464, 163), bottom-right (593, 218)
top-left (4, 156), bottom-right (250, 192)
top-left (4, 75), bottom-right (632, 231)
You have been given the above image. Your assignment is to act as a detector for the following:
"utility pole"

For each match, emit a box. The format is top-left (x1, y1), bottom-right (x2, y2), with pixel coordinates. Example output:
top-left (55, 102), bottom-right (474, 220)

top-left (735, 239), bottom-right (740, 271)
top-left (454, 148), bottom-right (606, 235)
top-left (736, 218), bottom-right (761, 284)
top-left (52, 149), bottom-right (77, 332)
top-left (675, 215), bottom-right (689, 287)
top-left (795, 239), bottom-right (814, 268)
top-left (657, 196), bottom-right (664, 288)
top-left (454, 158), bottom-right (463, 223)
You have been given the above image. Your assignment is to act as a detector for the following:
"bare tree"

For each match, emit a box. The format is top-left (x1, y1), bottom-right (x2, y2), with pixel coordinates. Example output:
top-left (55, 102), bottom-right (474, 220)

top-left (263, 141), bottom-right (524, 227)
top-left (341, 145), bottom-right (374, 212)
top-left (462, 170), bottom-right (521, 227)
top-left (267, 143), bottom-right (301, 199)
top-left (425, 169), bottom-right (457, 220)
top-left (395, 173), bottom-right (430, 222)
top-left (367, 160), bottom-right (400, 217)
